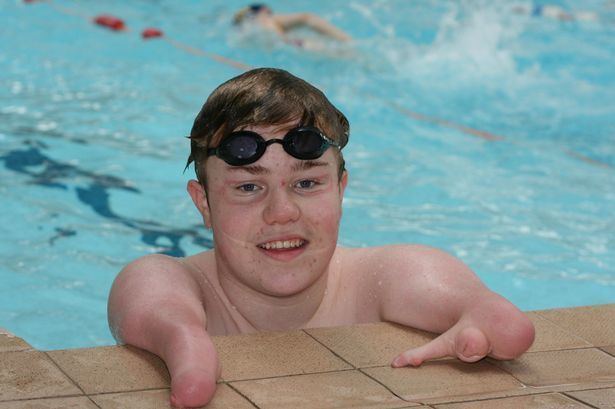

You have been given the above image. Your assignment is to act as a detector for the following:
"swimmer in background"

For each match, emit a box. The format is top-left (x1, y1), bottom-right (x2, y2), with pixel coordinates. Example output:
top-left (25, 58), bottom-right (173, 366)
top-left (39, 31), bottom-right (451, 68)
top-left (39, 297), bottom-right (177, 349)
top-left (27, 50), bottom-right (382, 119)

top-left (233, 3), bottom-right (352, 49)
top-left (513, 3), bottom-right (598, 22)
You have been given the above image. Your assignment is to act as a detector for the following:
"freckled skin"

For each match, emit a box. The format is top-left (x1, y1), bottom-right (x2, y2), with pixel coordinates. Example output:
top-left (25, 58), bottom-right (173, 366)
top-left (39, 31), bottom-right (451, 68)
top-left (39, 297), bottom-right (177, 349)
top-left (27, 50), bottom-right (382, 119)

top-left (108, 123), bottom-right (535, 409)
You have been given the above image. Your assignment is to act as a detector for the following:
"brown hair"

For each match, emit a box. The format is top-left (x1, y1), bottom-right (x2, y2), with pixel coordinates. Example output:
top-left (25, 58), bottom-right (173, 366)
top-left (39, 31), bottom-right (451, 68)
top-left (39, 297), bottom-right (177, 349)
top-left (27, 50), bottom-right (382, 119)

top-left (186, 68), bottom-right (349, 185)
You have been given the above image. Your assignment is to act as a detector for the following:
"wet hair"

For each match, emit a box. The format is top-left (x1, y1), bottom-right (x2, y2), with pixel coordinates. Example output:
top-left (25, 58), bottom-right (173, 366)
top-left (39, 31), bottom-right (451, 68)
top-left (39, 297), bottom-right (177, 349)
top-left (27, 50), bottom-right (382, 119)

top-left (186, 68), bottom-right (349, 185)
top-left (233, 3), bottom-right (272, 25)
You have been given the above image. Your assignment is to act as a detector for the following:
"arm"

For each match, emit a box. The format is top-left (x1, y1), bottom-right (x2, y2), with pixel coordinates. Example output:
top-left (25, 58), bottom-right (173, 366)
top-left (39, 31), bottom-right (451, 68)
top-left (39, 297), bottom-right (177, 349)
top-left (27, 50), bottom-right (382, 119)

top-left (374, 245), bottom-right (535, 366)
top-left (108, 254), bottom-right (220, 408)
top-left (274, 13), bottom-right (352, 42)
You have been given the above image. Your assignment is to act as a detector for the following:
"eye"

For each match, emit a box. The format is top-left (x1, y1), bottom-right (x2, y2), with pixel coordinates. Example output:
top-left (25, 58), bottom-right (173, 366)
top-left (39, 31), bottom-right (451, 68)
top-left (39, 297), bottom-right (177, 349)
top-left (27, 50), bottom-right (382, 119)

top-left (295, 179), bottom-right (318, 189)
top-left (238, 183), bottom-right (260, 193)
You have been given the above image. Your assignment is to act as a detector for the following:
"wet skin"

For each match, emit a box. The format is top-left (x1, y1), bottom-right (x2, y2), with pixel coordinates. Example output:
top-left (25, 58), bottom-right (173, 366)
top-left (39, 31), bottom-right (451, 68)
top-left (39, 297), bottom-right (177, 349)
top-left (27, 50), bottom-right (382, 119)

top-left (108, 124), bottom-right (534, 408)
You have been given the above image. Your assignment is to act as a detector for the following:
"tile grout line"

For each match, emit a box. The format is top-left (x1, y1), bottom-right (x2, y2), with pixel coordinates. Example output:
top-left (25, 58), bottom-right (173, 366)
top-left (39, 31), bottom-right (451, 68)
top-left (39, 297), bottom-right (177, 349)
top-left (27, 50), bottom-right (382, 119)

top-left (485, 347), bottom-right (615, 391)
top-left (356, 367), bottom-right (412, 404)
top-left (532, 311), bottom-right (599, 347)
top-left (225, 367), bottom-right (357, 383)
top-left (561, 391), bottom-right (602, 409)
top-left (225, 382), bottom-right (262, 409)
top-left (0, 394), bottom-right (85, 404)
top-left (41, 350), bottom-right (98, 403)
top-left (301, 329), bottom-right (356, 369)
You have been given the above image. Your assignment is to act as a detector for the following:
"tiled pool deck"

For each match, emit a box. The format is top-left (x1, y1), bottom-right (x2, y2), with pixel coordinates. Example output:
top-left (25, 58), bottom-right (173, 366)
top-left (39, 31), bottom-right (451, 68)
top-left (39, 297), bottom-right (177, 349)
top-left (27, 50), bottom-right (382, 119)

top-left (1, 303), bottom-right (614, 408)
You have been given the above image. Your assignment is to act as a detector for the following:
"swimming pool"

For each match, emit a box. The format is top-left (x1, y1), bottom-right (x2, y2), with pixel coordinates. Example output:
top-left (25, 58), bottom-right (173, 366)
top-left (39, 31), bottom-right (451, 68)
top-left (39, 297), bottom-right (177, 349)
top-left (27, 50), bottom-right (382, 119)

top-left (1, 0), bottom-right (613, 350)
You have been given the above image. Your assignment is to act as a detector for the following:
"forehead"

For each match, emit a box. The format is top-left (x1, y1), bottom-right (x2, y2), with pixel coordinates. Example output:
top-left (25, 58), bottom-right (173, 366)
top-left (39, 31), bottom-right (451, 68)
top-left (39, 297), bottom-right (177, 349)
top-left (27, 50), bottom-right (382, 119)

top-left (238, 122), bottom-right (298, 138)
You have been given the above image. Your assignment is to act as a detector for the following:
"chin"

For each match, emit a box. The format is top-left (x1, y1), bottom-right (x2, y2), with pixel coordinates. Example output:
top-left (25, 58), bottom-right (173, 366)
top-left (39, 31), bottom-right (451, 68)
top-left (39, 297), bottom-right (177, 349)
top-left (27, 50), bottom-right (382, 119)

top-left (261, 271), bottom-right (322, 297)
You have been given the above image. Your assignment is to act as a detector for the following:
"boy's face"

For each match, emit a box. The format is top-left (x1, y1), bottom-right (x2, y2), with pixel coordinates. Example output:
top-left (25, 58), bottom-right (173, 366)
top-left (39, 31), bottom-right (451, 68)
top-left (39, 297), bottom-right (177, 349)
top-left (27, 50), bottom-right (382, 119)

top-left (189, 123), bottom-right (347, 297)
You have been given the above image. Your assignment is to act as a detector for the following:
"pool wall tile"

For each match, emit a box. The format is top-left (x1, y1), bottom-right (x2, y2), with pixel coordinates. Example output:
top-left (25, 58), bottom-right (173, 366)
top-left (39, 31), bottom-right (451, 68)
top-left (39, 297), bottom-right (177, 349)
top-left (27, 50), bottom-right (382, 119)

top-left (212, 329), bottom-right (353, 381)
top-left (229, 370), bottom-right (415, 409)
top-left (361, 360), bottom-right (527, 405)
top-left (0, 350), bottom-right (83, 401)
top-left (3, 304), bottom-right (615, 408)
top-left (431, 392), bottom-right (593, 408)
top-left (0, 328), bottom-right (32, 353)
top-left (0, 396), bottom-right (100, 409)
top-left (601, 345), bottom-right (615, 357)
top-left (46, 345), bottom-right (170, 394)
top-left (90, 384), bottom-right (255, 409)
top-left (534, 304), bottom-right (615, 347)
top-left (525, 312), bottom-right (592, 352)
top-left (566, 387), bottom-right (615, 408)
top-left (491, 348), bottom-right (615, 389)
top-left (305, 322), bottom-right (435, 368)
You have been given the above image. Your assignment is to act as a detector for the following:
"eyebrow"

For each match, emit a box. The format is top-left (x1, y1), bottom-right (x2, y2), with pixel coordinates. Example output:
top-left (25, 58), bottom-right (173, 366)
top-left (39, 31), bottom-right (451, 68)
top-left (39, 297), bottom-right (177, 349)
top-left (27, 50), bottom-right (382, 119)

top-left (226, 165), bottom-right (269, 175)
top-left (291, 160), bottom-right (329, 173)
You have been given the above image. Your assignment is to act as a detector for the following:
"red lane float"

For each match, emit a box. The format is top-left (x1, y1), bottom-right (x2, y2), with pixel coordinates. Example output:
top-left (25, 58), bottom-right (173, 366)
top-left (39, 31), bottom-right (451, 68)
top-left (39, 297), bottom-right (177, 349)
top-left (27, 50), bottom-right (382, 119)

top-left (93, 14), bottom-right (125, 31)
top-left (142, 28), bottom-right (163, 39)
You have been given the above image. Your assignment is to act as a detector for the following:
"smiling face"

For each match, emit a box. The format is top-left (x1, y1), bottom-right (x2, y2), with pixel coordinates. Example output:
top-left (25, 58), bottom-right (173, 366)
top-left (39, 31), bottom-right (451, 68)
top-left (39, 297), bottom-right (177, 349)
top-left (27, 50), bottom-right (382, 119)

top-left (188, 123), bottom-right (347, 298)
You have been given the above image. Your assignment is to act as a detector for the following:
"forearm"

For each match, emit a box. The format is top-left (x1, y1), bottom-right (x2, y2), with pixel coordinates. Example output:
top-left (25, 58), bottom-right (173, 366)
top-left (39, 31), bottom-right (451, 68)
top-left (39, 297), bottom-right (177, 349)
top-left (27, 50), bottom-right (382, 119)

top-left (459, 296), bottom-right (535, 360)
top-left (109, 292), bottom-right (220, 406)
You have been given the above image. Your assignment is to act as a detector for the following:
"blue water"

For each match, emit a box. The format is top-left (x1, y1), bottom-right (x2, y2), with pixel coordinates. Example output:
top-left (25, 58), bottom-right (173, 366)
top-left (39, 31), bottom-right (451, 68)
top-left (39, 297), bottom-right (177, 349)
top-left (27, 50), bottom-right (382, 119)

top-left (1, 0), bottom-right (613, 350)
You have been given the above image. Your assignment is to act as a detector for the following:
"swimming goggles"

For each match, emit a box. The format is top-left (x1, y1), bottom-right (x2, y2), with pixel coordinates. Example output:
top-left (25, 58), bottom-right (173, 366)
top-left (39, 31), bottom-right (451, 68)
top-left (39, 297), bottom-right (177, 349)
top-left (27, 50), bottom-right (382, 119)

top-left (207, 126), bottom-right (340, 166)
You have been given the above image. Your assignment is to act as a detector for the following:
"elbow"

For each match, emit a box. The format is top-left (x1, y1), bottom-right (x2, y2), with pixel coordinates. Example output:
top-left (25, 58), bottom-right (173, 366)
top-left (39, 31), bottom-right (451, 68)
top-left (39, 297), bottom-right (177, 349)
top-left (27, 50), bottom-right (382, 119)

top-left (491, 314), bottom-right (535, 360)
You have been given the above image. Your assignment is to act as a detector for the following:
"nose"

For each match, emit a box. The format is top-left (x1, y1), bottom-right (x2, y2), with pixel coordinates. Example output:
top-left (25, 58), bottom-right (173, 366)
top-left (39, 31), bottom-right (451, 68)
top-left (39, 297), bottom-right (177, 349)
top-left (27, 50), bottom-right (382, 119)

top-left (263, 186), bottom-right (300, 225)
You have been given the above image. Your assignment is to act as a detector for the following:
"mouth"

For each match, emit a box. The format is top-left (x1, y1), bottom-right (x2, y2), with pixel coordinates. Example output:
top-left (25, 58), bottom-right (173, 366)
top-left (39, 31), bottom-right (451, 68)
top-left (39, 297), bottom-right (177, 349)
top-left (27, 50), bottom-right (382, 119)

top-left (257, 238), bottom-right (307, 250)
top-left (256, 237), bottom-right (308, 261)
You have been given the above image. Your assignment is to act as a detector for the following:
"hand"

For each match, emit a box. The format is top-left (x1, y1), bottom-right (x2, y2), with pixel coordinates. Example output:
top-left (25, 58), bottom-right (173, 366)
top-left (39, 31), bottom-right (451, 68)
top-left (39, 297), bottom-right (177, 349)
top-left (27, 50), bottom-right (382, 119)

top-left (391, 325), bottom-right (491, 367)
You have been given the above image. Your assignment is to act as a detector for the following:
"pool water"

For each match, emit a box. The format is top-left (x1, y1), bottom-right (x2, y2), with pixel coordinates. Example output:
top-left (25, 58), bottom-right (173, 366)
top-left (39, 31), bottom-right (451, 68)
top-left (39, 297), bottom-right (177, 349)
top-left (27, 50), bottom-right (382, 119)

top-left (1, 0), bottom-right (613, 350)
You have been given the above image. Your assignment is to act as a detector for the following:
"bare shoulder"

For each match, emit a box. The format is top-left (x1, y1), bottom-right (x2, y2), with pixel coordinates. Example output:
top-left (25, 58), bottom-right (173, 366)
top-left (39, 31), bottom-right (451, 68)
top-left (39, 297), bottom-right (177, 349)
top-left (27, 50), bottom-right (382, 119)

top-left (110, 253), bottom-right (208, 304)
top-left (343, 244), bottom-right (468, 272)
top-left (343, 244), bottom-right (484, 291)
top-left (117, 253), bottom-right (193, 282)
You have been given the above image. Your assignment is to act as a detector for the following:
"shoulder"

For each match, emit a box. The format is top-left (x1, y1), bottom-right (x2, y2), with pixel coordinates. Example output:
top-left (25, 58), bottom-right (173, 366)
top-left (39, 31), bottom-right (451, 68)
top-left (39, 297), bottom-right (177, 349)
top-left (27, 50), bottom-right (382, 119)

top-left (341, 244), bottom-right (478, 285)
top-left (342, 244), bottom-right (463, 269)
top-left (115, 252), bottom-right (212, 292)
top-left (120, 253), bottom-right (189, 276)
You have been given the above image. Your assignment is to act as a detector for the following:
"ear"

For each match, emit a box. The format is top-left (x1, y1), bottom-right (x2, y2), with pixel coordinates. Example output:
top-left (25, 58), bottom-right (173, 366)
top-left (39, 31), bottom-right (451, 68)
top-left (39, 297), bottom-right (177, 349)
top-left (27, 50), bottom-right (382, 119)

top-left (338, 170), bottom-right (348, 202)
top-left (187, 180), bottom-right (212, 229)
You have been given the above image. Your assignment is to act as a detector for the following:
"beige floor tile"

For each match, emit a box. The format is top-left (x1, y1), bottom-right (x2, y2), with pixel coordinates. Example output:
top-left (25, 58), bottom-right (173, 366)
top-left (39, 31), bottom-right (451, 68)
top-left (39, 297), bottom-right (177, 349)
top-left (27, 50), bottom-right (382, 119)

top-left (432, 392), bottom-right (592, 408)
top-left (305, 323), bottom-right (435, 368)
top-left (0, 396), bottom-right (99, 409)
top-left (91, 384), bottom-right (254, 409)
top-left (46, 345), bottom-right (170, 395)
top-left (213, 330), bottom-right (352, 381)
top-left (362, 360), bottom-right (525, 404)
top-left (0, 329), bottom-right (32, 353)
top-left (601, 345), bottom-right (615, 357)
top-left (0, 351), bottom-right (82, 401)
top-left (492, 348), bottom-right (615, 388)
top-left (567, 387), bottom-right (615, 409)
top-left (0, 396), bottom-right (98, 409)
top-left (535, 304), bottom-right (615, 347)
top-left (231, 370), bottom-right (414, 409)
top-left (526, 312), bottom-right (592, 352)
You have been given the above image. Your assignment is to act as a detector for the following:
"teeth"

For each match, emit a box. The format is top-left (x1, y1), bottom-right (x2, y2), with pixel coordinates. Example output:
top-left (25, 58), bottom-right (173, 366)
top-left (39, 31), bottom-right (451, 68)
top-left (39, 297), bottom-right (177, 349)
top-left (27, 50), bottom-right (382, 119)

top-left (259, 239), bottom-right (305, 250)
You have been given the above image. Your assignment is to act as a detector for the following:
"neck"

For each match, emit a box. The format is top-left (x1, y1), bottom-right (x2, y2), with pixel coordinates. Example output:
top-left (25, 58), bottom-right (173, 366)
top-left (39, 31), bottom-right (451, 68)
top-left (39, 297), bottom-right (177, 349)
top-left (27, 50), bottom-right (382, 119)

top-left (217, 262), bottom-right (332, 332)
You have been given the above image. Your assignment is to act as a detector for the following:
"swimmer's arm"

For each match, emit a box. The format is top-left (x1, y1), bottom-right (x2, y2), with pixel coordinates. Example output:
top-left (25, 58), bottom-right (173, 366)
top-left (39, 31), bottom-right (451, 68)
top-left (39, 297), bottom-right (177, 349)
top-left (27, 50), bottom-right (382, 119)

top-left (274, 13), bottom-right (352, 41)
top-left (375, 245), bottom-right (535, 366)
top-left (108, 254), bottom-right (220, 408)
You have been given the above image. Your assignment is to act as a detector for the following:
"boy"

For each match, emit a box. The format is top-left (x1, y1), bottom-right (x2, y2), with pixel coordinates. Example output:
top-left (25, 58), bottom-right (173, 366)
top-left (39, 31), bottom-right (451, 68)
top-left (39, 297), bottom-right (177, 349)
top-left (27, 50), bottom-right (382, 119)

top-left (108, 68), bottom-right (535, 408)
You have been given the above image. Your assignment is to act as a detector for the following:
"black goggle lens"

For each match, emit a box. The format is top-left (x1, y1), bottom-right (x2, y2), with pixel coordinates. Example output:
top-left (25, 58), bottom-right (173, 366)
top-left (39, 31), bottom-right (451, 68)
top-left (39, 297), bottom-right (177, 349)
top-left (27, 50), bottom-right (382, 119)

top-left (218, 133), bottom-right (262, 165)
top-left (208, 127), bottom-right (338, 166)
top-left (286, 128), bottom-right (326, 158)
